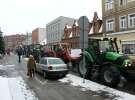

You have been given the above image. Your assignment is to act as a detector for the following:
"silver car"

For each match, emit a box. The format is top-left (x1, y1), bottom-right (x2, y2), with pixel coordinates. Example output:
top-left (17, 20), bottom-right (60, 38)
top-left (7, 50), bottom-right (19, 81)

top-left (36, 57), bottom-right (68, 78)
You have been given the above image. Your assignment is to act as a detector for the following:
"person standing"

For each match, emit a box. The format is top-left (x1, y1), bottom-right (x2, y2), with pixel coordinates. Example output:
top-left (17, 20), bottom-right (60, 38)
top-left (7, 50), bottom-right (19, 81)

top-left (27, 55), bottom-right (36, 78)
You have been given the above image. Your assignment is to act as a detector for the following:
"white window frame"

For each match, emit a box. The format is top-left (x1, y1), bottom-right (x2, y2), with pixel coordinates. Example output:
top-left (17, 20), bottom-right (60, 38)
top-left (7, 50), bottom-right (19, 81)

top-left (128, 13), bottom-right (135, 28)
top-left (106, 18), bottom-right (115, 32)
top-left (105, 0), bottom-right (114, 10)
top-left (119, 15), bottom-right (127, 29)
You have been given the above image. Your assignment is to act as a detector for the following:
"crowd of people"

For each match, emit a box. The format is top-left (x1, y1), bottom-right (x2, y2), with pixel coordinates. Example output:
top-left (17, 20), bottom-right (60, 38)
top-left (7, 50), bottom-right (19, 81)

top-left (1, 43), bottom-right (70, 78)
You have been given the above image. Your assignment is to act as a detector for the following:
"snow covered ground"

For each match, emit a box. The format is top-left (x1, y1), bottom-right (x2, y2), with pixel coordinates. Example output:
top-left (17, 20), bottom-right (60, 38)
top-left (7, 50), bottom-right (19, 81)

top-left (59, 74), bottom-right (135, 100)
top-left (0, 76), bottom-right (38, 100)
top-left (0, 64), bottom-right (38, 100)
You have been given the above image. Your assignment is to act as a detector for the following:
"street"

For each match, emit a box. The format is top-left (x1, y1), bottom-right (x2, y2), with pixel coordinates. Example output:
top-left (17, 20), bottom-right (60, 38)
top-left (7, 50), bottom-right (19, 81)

top-left (0, 54), bottom-right (106, 100)
top-left (1, 53), bottom-right (135, 100)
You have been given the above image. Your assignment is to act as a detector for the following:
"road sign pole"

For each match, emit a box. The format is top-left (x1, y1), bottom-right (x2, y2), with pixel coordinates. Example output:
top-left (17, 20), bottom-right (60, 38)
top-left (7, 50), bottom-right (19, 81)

top-left (78, 16), bottom-right (89, 83)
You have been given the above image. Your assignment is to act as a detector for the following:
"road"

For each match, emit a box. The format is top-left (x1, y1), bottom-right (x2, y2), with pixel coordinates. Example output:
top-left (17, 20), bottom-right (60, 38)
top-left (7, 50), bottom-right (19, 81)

top-left (0, 54), bottom-right (108, 100)
top-left (1, 53), bottom-right (135, 100)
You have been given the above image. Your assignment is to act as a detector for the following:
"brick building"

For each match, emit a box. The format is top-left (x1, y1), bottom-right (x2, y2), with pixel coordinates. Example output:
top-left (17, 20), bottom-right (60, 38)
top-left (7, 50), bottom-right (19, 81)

top-left (32, 28), bottom-right (46, 44)
top-left (4, 34), bottom-right (26, 50)
top-left (102, 0), bottom-right (135, 56)
top-left (62, 12), bottom-right (103, 49)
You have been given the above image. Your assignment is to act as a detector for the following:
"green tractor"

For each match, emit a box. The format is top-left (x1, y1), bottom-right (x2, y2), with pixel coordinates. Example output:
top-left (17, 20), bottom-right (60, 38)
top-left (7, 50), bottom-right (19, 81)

top-left (78, 37), bottom-right (134, 87)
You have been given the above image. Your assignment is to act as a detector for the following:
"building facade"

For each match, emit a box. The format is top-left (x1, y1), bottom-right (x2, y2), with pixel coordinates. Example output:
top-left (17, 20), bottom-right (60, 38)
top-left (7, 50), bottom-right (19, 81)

top-left (22, 32), bottom-right (32, 45)
top-left (46, 16), bottom-right (75, 44)
top-left (102, 0), bottom-right (135, 56)
top-left (32, 28), bottom-right (46, 44)
top-left (62, 13), bottom-right (103, 48)
top-left (4, 34), bottom-right (26, 50)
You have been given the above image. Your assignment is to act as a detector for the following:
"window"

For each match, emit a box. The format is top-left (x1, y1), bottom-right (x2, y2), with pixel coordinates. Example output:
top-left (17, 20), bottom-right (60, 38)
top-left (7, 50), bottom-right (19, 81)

top-left (48, 58), bottom-right (64, 64)
top-left (128, 14), bottom-right (135, 28)
top-left (122, 41), bottom-right (135, 55)
top-left (40, 59), bottom-right (47, 64)
top-left (119, 16), bottom-right (126, 29)
top-left (105, 0), bottom-right (113, 10)
top-left (119, 0), bottom-right (126, 5)
top-left (44, 59), bottom-right (47, 65)
top-left (106, 19), bottom-right (115, 31)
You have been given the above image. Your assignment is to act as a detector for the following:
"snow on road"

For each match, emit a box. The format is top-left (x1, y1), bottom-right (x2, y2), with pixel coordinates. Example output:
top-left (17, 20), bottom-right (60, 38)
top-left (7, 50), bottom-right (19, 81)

top-left (0, 77), bottom-right (12, 100)
top-left (59, 74), bottom-right (135, 100)
top-left (0, 64), bottom-right (38, 100)
top-left (0, 64), bottom-right (15, 70)
top-left (0, 76), bottom-right (38, 100)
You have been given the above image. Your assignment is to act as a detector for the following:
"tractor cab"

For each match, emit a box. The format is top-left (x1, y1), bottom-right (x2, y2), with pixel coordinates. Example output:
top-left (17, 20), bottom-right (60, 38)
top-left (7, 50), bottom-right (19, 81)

top-left (98, 38), bottom-right (119, 53)
top-left (88, 37), bottom-right (120, 54)
top-left (87, 37), bottom-right (122, 64)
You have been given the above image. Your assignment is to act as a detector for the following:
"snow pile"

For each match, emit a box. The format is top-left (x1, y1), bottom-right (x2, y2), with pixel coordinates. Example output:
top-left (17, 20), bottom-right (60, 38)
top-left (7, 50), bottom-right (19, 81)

top-left (59, 74), bottom-right (135, 100)
top-left (0, 76), bottom-right (38, 100)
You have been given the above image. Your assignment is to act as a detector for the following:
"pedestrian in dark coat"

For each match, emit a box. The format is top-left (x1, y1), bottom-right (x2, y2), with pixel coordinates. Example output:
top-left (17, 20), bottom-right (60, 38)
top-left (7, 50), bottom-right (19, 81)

top-left (17, 46), bottom-right (22, 63)
top-left (27, 55), bottom-right (36, 78)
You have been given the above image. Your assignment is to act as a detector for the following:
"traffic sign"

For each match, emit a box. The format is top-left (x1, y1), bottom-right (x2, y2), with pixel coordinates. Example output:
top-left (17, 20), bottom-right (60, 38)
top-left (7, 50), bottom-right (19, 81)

top-left (78, 16), bottom-right (89, 49)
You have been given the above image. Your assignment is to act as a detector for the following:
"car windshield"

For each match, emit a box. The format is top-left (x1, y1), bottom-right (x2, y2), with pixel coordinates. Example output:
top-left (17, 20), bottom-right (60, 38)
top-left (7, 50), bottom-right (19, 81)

top-left (48, 58), bottom-right (65, 64)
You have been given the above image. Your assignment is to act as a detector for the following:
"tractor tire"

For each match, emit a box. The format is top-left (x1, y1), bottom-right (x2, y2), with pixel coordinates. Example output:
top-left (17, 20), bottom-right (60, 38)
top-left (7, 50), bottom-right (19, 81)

top-left (100, 66), bottom-right (120, 87)
top-left (78, 58), bottom-right (91, 79)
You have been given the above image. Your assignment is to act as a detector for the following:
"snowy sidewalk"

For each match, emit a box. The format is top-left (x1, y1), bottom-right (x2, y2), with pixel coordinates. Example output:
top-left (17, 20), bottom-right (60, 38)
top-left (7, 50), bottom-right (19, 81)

top-left (0, 76), bottom-right (38, 100)
top-left (59, 74), bottom-right (135, 100)
top-left (0, 77), bottom-right (12, 100)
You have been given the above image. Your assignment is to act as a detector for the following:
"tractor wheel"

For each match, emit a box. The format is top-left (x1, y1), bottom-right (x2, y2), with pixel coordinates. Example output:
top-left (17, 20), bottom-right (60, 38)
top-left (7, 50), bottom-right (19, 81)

top-left (78, 58), bottom-right (90, 79)
top-left (100, 66), bottom-right (120, 87)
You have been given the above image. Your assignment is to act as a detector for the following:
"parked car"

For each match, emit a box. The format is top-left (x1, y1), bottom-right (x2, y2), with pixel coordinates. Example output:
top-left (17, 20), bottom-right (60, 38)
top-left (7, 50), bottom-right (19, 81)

top-left (36, 57), bottom-right (68, 78)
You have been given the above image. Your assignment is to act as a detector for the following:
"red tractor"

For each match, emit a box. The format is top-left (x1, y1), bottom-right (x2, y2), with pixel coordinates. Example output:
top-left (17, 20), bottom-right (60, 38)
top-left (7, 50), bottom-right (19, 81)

top-left (43, 43), bottom-right (80, 70)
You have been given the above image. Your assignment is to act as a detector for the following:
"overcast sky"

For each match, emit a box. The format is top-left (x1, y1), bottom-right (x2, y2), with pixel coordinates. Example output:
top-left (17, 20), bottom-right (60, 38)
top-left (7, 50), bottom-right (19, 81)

top-left (0, 0), bottom-right (102, 35)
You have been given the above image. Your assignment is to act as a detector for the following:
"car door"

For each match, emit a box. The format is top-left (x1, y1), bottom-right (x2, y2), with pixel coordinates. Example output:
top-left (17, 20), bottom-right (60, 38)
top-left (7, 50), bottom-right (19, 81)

top-left (37, 58), bottom-right (45, 72)
top-left (40, 58), bottom-right (48, 71)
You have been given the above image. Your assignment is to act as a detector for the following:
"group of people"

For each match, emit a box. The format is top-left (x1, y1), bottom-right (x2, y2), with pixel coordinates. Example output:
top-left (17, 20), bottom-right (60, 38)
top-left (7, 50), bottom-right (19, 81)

top-left (16, 45), bottom-right (36, 78)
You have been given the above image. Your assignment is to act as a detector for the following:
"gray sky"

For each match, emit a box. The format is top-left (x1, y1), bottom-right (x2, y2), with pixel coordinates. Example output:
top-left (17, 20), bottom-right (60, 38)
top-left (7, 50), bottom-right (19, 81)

top-left (0, 0), bottom-right (102, 35)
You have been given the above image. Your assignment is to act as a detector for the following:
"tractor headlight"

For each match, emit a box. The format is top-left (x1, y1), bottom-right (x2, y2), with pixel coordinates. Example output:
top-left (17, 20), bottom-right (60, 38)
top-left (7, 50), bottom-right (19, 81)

top-left (124, 63), bottom-right (132, 67)
top-left (124, 64), bottom-right (128, 67)
top-left (128, 63), bottom-right (132, 66)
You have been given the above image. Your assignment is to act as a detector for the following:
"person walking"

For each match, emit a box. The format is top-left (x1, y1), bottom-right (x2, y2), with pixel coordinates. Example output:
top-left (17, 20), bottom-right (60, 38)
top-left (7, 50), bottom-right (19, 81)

top-left (17, 46), bottom-right (22, 63)
top-left (27, 55), bottom-right (36, 78)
